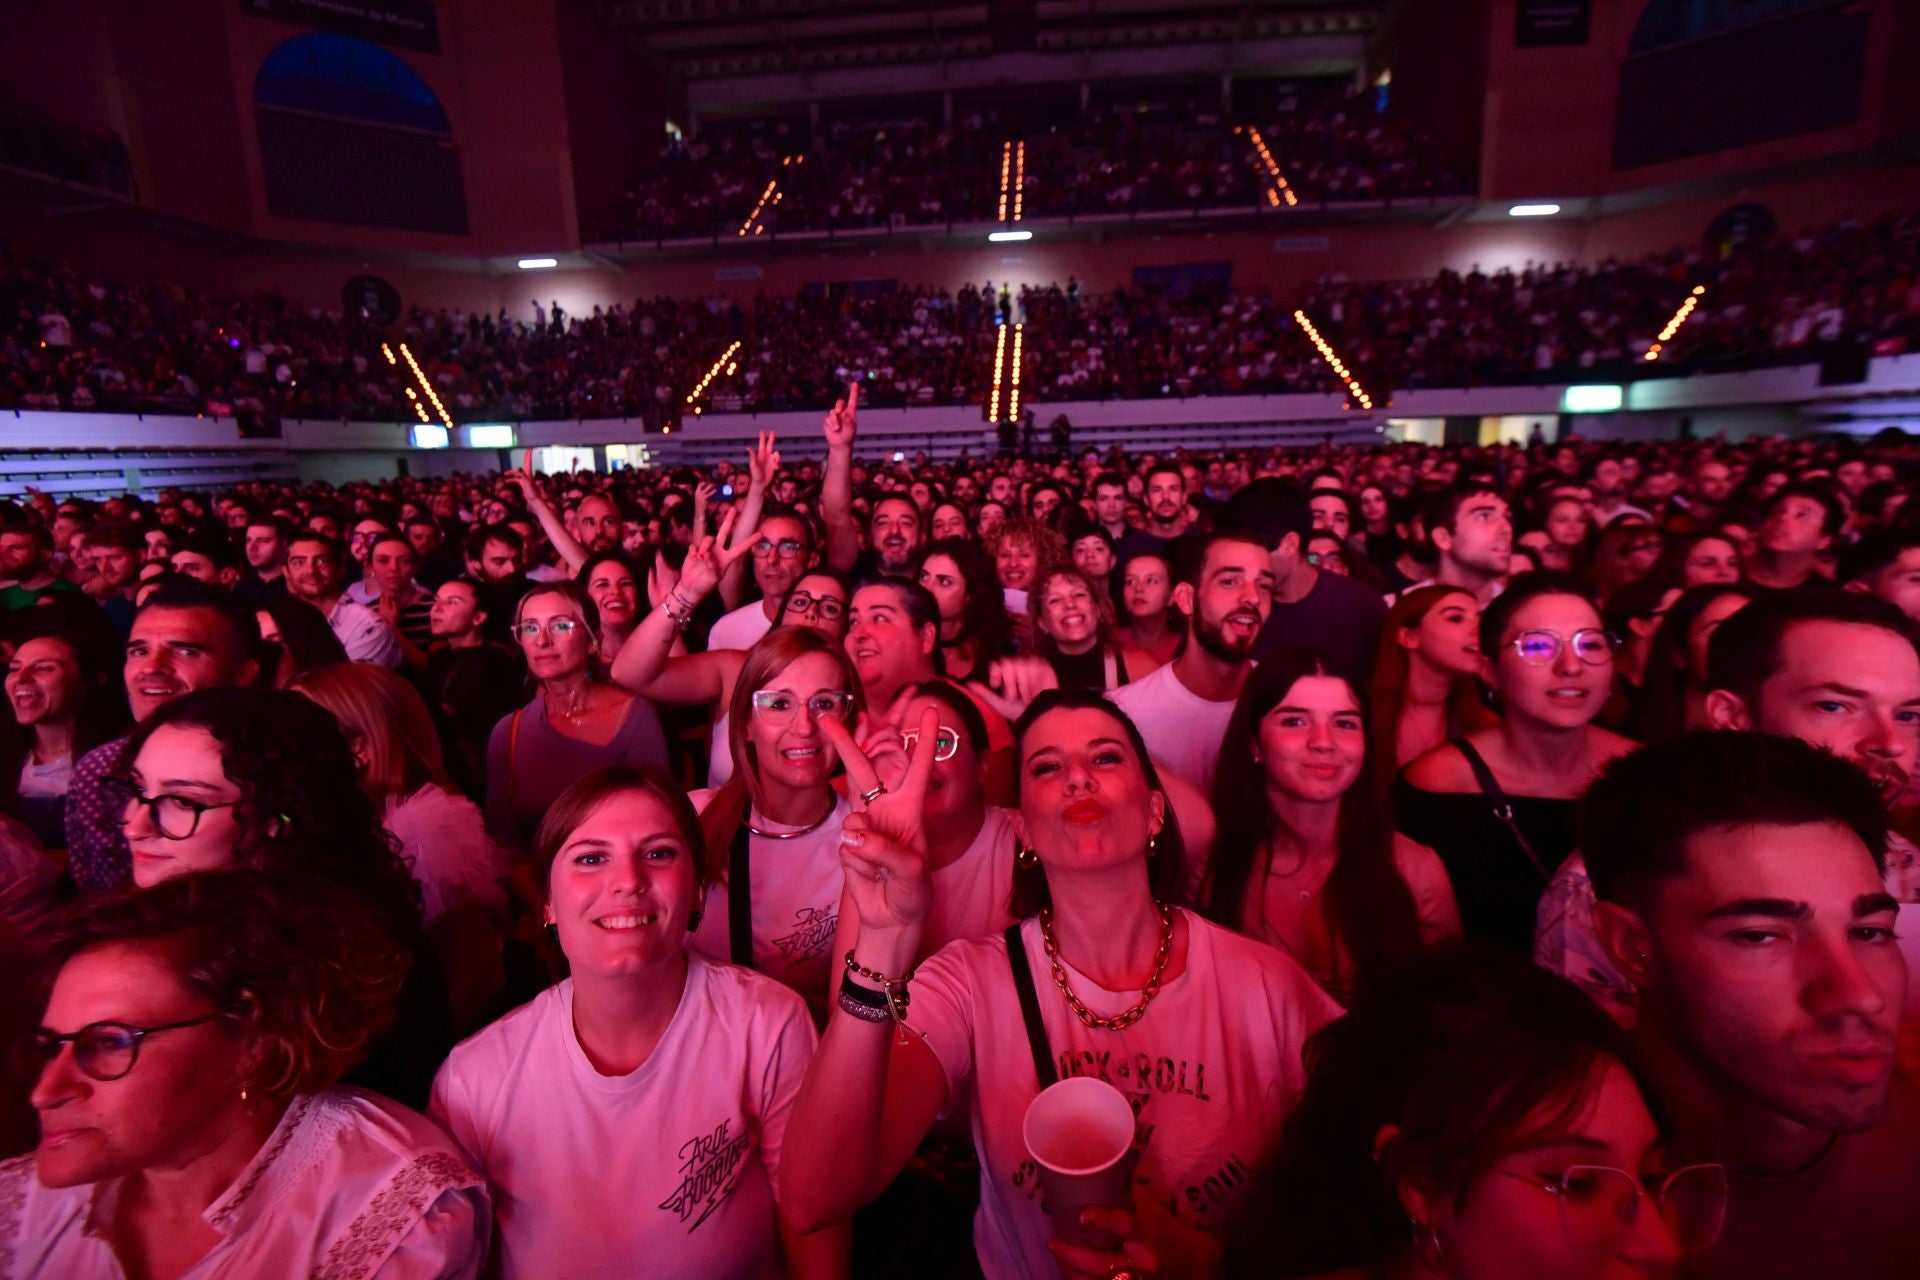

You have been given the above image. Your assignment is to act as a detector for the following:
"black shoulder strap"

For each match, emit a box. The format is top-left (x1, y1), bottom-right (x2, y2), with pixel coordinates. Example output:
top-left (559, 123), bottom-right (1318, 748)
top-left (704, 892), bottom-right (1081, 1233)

top-left (729, 822), bottom-right (753, 967)
top-left (1004, 923), bottom-right (1057, 1090)
top-left (1449, 738), bottom-right (1550, 881)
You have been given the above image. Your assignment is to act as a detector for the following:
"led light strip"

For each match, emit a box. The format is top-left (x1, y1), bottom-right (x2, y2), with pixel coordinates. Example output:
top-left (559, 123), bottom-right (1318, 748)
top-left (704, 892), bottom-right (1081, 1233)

top-left (397, 342), bottom-right (453, 430)
top-left (1013, 141), bottom-right (1024, 222)
top-left (997, 142), bottom-right (1013, 223)
top-left (738, 156), bottom-right (796, 237)
top-left (684, 340), bottom-right (743, 416)
top-left (403, 386), bottom-right (430, 423)
top-left (1243, 126), bottom-right (1299, 208)
top-left (1293, 310), bottom-right (1374, 410)
top-left (986, 323), bottom-right (1025, 422)
top-left (1643, 285), bottom-right (1706, 362)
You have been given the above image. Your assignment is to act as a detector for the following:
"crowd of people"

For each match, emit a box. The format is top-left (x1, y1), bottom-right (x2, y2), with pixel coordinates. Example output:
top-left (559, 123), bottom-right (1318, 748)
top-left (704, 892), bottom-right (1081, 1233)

top-left (591, 85), bottom-right (1461, 243)
top-left (1, 391), bottom-right (1919, 1277)
top-left (7, 208), bottom-right (1917, 425)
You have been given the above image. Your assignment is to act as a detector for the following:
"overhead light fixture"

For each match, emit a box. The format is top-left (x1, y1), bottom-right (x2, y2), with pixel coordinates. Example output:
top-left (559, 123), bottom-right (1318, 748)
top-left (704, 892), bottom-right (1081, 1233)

top-left (987, 230), bottom-right (1032, 243)
top-left (517, 257), bottom-right (559, 270)
top-left (467, 424), bottom-right (517, 448)
top-left (1507, 203), bottom-right (1561, 218)
top-left (1561, 385), bottom-right (1624, 413)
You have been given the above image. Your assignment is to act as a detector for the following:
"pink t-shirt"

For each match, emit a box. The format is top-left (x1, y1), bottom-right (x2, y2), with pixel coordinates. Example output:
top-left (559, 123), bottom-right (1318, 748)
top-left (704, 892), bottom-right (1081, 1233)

top-left (908, 910), bottom-right (1341, 1279)
top-left (922, 805), bottom-right (1020, 960)
top-left (429, 956), bottom-right (816, 1280)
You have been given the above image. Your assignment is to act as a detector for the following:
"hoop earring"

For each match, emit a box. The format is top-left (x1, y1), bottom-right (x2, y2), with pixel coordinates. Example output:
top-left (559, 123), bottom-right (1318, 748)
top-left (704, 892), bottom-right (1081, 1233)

top-left (1015, 843), bottom-right (1039, 870)
top-left (1412, 1220), bottom-right (1445, 1271)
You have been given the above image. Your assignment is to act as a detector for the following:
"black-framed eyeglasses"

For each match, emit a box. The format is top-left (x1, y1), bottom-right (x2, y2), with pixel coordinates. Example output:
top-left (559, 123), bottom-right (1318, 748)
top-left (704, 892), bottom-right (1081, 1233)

top-left (902, 724), bottom-right (962, 761)
top-left (783, 591), bottom-right (846, 621)
top-left (12, 1015), bottom-right (227, 1084)
top-left (753, 538), bottom-right (807, 559)
top-left (98, 775), bottom-right (237, 841)
top-left (1493, 1163), bottom-right (1727, 1255)
top-left (1510, 628), bottom-right (1615, 666)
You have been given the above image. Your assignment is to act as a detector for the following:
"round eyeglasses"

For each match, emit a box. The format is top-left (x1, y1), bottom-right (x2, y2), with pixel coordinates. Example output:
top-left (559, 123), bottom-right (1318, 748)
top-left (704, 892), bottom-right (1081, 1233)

top-left (98, 775), bottom-right (237, 841)
top-left (1510, 628), bottom-right (1614, 666)
top-left (783, 592), bottom-right (846, 622)
top-left (749, 689), bottom-right (854, 725)
top-left (12, 1015), bottom-right (227, 1084)
top-left (514, 618), bottom-right (583, 642)
top-left (902, 724), bottom-right (962, 762)
top-left (1495, 1162), bottom-right (1727, 1256)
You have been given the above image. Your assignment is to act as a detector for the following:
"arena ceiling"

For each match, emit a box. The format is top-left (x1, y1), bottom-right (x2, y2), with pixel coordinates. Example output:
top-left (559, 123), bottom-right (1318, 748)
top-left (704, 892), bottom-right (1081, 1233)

top-left (603, 0), bottom-right (1380, 100)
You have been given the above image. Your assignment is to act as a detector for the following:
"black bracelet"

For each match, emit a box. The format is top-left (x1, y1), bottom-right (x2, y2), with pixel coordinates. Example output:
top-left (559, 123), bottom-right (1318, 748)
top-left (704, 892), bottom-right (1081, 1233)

top-left (839, 972), bottom-right (891, 1008)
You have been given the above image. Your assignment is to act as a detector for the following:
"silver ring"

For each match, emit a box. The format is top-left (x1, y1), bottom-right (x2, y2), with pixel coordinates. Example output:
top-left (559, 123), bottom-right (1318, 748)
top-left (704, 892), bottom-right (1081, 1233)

top-left (860, 783), bottom-right (888, 804)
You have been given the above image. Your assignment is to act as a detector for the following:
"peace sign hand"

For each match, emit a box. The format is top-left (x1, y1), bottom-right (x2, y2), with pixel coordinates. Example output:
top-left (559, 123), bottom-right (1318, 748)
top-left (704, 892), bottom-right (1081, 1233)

top-left (819, 705), bottom-right (939, 935)
top-left (746, 430), bottom-right (780, 490)
top-left (824, 381), bottom-right (859, 450)
top-left (676, 508), bottom-right (752, 602)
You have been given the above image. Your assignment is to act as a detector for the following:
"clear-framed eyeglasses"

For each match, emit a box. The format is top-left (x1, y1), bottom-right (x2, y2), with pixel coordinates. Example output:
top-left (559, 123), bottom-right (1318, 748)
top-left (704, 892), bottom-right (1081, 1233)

top-left (902, 724), bottom-right (962, 761)
top-left (1510, 628), bottom-right (1614, 666)
top-left (750, 689), bottom-right (854, 725)
top-left (1493, 1162), bottom-right (1727, 1256)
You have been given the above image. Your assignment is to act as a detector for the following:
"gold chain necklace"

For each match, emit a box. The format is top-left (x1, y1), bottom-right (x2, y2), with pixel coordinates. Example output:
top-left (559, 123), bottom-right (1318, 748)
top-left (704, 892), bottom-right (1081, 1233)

top-left (1039, 900), bottom-right (1174, 1031)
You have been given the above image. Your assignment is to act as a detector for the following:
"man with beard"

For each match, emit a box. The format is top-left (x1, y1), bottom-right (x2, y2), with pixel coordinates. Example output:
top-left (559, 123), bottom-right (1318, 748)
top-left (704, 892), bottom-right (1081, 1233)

top-left (1111, 532), bottom-right (1273, 791)
top-left (1415, 481), bottom-right (1512, 605)
top-left (1116, 464), bottom-right (1194, 560)
top-left (1584, 733), bottom-right (1920, 1279)
top-left (62, 581), bottom-right (261, 894)
top-left (1539, 591), bottom-right (1920, 1017)
top-left (286, 532), bottom-right (401, 667)
top-left (235, 515), bottom-right (291, 605)
top-left (709, 511), bottom-right (815, 652)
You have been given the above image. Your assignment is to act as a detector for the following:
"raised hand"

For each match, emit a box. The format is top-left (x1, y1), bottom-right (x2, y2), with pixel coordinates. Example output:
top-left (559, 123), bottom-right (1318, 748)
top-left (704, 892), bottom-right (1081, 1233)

top-left (967, 656), bottom-right (1060, 723)
top-left (645, 548), bottom-right (681, 611)
top-left (502, 468), bottom-right (537, 503)
top-left (819, 705), bottom-right (938, 934)
top-left (823, 381), bottom-right (859, 450)
top-left (674, 508), bottom-right (749, 602)
top-left (691, 481), bottom-right (718, 542)
top-left (746, 430), bottom-right (780, 491)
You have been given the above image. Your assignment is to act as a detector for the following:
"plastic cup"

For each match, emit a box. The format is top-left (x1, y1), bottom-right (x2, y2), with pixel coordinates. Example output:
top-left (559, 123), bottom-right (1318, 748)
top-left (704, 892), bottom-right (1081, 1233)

top-left (1022, 1077), bottom-right (1138, 1249)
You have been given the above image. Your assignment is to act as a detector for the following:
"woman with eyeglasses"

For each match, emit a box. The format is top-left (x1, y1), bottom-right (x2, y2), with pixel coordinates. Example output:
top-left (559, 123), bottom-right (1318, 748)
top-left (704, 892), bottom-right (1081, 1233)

top-left (486, 581), bottom-right (669, 850)
top-left (613, 521), bottom-right (853, 788)
top-left (1395, 573), bottom-right (1636, 955)
top-left (6, 870), bottom-right (490, 1277)
top-left (689, 627), bottom-right (878, 1017)
top-left (1028, 565), bottom-right (1151, 692)
top-left (1218, 945), bottom-right (1722, 1279)
top-left (103, 687), bottom-right (450, 1106)
top-left (779, 688), bottom-right (1339, 1278)
top-left (577, 549), bottom-right (644, 670)
top-left (918, 537), bottom-right (1011, 683)
top-left (430, 767), bottom-right (844, 1279)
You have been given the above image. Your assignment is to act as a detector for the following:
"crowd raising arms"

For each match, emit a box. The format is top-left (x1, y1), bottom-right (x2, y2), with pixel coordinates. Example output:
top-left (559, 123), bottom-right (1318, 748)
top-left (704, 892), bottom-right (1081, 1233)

top-left (10, 376), bottom-right (1920, 1277)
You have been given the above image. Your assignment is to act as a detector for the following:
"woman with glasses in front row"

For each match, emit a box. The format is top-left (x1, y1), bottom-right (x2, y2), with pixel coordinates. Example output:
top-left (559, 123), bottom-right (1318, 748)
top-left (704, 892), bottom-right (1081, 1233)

top-left (1218, 945), bottom-right (1724, 1279)
top-left (6, 870), bottom-right (490, 1277)
top-left (1395, 573), bottom-right (1636, 955)
top-left (486, 581), bottom-right (670, 850)
top-left (612, 517), bottom-right (853, 788)
top-left (688, 627), bottom-right (882, 1019)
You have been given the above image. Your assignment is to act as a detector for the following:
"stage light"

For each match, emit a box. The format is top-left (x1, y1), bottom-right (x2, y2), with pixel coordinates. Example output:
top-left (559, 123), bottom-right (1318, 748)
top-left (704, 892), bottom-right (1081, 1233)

top-left (684, 341), bottom-right (743, 409)
top-left (517, 258), bottom-right (558, 270)
top-left (1293, 310), bottom-right (1375, 410)
top-left (1508, 203), bottom-right (1561, 217)
top-left (987, 230), bottom-right (1032, 243)
top-left (410, 424), bottom-right (449, 448)
top-left (398, 342), bottom-right (454, 431)
top-left (1009, 324), bottom-right (1025, 424)
top-left (1245, 127), bottom-right (1299, 209)
top-left (987, 324), bottom-right (1009, 422)
top-left (1562, 384), bottom-right (1624, 413)
top-left (1643, 286), bottom-right (1705, 362)
top-left (738, 159), bottom-right (796, 236)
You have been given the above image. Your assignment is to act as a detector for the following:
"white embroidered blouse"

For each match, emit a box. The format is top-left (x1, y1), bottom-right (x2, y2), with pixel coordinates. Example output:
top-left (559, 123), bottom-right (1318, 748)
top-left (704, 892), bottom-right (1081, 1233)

top-left (0, 1088), bottom-right (489, 1279)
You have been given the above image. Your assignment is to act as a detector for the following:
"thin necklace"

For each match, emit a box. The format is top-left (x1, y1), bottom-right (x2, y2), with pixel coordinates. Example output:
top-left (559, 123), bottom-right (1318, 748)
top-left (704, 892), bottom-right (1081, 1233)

top-left (1040, 900), bottom-right (1174, 1030)
top-left (1266, 842), bottom-right (1321, 901)
top-left (745, 804), bottom-right (830, 840)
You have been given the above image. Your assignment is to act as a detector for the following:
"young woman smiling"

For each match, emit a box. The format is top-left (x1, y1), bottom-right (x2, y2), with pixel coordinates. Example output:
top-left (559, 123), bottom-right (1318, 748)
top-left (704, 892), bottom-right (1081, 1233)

top-left (1028, 566), bottom-right (1154, 691)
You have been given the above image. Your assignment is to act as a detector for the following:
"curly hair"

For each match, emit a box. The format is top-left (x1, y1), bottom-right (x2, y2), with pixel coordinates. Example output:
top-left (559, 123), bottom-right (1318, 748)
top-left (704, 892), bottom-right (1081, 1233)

top-left (985, 516), bottom-right (1066, 575)
top-left (118, 688), bottom-right (425, 935)
top-left (920, 537), bottom-right (1011, 668)
top-left (55, 870), bottom-right (411, 1099)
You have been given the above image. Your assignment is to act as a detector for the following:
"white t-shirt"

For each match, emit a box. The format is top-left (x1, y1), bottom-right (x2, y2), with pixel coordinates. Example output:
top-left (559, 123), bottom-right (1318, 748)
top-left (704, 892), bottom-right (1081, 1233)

top-left (690, 789), bottom-right (849, 1017)
top-left (2, 1088), bottom-right (488, 1279)
top-left (16, 754), bottom-right (72, 799)
top-left (1109, 663), bottom-right (1237, 793)
top-left (708, 709), bottom-right (736, 789)
top-left (922, 805), bottom-right (1020, 960)
top-left (708, 601), bottom-right (777, 653)
top-left (328, 597), bottom-right (403, 668)
top-left (909, 911), bottom-right (1341, 1280)
top-left (430, 958), bottom-right (816, 1280)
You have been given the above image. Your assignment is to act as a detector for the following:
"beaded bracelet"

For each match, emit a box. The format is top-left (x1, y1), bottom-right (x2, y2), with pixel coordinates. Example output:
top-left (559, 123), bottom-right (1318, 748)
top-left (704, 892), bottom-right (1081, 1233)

top-left (845, 950), bottom-right (913, 990)
top-left (843, 953), bottom-right (912, 1022)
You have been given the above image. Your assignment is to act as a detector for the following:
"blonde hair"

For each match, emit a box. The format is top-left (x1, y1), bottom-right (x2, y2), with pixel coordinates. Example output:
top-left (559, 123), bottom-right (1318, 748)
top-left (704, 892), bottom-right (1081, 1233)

top-left (293, 664), bottom-right (452, 803)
